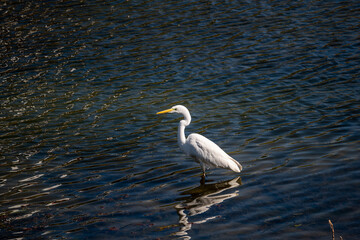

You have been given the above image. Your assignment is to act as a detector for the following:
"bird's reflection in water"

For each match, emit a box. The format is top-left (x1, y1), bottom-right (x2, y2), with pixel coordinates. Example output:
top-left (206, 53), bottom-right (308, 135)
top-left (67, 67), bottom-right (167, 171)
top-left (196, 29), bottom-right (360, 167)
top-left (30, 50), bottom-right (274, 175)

top-left (172, 176), bottom-right (242, 239)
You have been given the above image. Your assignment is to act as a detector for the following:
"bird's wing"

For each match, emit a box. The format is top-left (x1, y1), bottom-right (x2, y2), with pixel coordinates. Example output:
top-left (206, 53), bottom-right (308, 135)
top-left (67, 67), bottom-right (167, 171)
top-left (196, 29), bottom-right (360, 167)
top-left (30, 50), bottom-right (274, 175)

top-left (186, 133), bottom-right (242, 172)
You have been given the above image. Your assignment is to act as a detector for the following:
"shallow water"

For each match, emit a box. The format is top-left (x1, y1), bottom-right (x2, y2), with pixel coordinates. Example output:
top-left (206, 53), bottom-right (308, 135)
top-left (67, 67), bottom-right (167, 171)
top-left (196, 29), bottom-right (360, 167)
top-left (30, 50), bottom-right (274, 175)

top-left (1, 0), bottom-right (360, 239)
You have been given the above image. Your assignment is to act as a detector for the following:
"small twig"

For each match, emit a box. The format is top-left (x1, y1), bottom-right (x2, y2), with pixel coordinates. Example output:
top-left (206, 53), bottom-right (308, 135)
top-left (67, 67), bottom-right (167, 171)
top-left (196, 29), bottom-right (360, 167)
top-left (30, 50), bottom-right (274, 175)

top-left (329, 219), bottom-right (335, 240)
top-left (329, 219), bottom-right (343, 240)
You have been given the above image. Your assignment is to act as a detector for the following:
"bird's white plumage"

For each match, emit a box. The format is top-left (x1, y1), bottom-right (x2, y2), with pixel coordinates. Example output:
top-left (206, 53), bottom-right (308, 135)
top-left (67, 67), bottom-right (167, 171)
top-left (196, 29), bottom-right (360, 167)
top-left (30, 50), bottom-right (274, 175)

top-left (157, 105), bottom-right (242, 177)
top-left (185, 133), bottom-right (242, 173)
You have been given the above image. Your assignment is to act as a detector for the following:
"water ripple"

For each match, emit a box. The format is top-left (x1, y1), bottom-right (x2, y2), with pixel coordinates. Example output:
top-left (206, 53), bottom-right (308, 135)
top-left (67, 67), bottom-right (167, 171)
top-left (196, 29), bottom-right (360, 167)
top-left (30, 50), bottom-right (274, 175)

top-left (1, 0), bottom-right (359, 239)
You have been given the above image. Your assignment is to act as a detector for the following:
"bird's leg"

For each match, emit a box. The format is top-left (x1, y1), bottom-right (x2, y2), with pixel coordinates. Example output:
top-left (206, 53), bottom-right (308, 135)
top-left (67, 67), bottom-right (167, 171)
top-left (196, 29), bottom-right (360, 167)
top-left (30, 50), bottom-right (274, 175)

top-left (200, 170), bottom-right (206, 184)
top-left (200, 176), bottom-right (205, 185)
top-left (199, 162), bottom-right (206, 183)
top-left (200, 174), bottom-right (206, 184)
top-left (199, 162), bottom-right (206, 177)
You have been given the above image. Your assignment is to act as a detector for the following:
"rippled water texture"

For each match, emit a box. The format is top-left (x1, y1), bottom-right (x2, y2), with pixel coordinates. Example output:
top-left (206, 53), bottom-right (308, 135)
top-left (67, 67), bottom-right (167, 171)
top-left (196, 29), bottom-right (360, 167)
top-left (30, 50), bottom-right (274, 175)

top-left (1, 0), bottom-right (360, 239)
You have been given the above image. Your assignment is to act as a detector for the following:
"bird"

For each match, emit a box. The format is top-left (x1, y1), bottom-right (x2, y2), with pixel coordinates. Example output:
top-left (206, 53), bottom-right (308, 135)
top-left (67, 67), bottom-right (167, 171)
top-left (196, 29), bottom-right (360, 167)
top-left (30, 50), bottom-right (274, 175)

top-left (157, 105), bottom-right (242, 179)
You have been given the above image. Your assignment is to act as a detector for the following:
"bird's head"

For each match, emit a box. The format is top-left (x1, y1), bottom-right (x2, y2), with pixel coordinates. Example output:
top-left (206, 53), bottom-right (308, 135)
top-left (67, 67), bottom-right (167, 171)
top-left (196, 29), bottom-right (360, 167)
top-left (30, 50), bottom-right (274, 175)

top-left (156, 105), bottom-right (188, 115)
top-left (157, 105), bottom-right (191, 125)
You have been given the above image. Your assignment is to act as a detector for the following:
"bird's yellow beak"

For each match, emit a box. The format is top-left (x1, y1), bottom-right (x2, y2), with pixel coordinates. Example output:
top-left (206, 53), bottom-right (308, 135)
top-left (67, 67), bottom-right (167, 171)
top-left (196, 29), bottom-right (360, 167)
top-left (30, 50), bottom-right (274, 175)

top-left (156, 108), bottom-right (173, 114)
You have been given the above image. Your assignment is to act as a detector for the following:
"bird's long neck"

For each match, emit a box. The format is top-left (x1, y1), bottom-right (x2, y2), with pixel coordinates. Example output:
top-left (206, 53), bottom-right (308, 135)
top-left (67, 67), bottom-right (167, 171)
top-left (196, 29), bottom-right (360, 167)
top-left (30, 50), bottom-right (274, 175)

top-left (178, 110), bottom-right (191, 149)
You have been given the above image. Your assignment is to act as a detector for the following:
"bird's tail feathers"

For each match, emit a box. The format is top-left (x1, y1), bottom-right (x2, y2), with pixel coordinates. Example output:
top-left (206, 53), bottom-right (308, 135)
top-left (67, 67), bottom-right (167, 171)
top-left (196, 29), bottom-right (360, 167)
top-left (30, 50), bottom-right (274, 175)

top-left (229, 157), bottom-right (242, 173)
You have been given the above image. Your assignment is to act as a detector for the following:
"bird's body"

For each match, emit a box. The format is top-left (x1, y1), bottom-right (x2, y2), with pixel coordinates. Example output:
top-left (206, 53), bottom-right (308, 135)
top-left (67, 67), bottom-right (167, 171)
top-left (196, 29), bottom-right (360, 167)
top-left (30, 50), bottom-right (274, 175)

top-left (185, 133), bottom-right (242, 173)
top-left (157, 105), bottom-right (242, 177)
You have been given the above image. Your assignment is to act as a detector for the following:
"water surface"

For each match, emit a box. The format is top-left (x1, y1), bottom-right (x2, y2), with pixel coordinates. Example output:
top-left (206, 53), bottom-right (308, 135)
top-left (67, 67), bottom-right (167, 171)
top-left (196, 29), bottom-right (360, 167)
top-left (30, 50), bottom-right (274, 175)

top-left (1, 0), bottom-right (360, 239)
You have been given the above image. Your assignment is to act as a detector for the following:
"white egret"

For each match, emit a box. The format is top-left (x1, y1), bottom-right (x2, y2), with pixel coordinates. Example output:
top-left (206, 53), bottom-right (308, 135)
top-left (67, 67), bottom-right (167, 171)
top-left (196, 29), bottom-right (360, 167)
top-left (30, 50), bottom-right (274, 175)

top-left (157, 105), bottom-right (242, 178)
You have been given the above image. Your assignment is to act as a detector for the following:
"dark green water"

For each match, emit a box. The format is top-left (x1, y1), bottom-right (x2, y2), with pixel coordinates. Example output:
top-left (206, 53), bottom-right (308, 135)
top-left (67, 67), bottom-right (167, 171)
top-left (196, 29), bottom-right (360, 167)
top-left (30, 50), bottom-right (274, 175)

top-left (1, 0), bottom-right (360, 239)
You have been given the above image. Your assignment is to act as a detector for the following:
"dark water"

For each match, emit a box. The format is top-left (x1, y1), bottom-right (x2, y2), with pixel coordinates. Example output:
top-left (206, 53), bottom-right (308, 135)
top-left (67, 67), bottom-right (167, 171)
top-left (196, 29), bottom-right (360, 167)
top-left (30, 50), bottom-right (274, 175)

top-left (1, 0), bottom-right (360, 239)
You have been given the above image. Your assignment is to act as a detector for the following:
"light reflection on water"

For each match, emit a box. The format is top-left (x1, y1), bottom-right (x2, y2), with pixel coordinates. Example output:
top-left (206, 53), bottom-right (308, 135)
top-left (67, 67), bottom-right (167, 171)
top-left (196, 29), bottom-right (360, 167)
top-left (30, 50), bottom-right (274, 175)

top-left (1, 0), bottom-right (360, 239)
